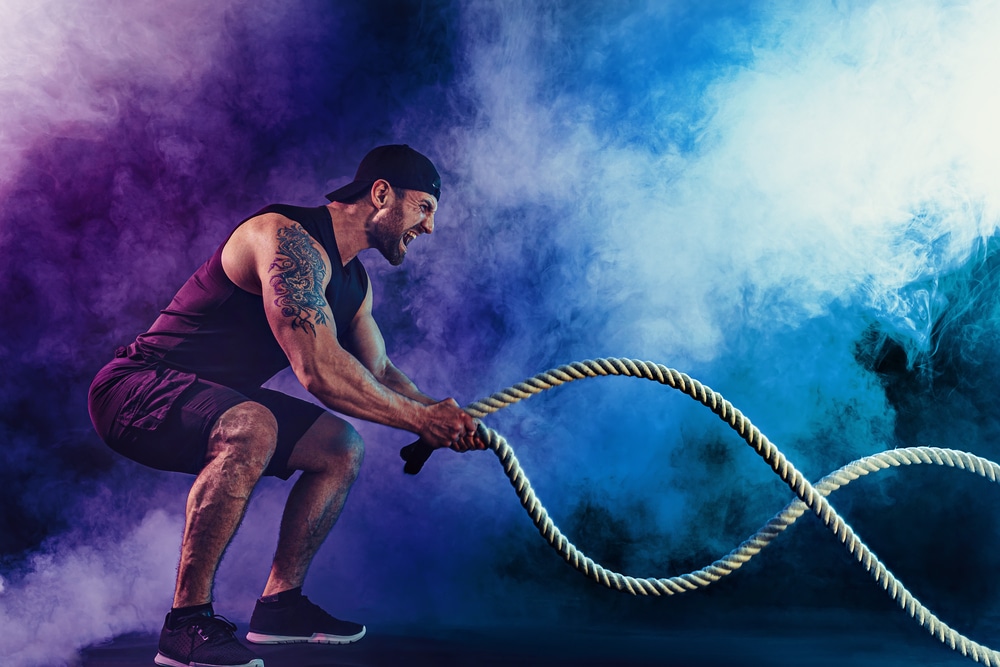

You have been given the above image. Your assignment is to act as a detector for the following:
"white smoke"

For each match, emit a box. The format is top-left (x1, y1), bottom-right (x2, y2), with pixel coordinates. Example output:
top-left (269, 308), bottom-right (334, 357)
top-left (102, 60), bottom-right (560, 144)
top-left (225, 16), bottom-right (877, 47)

top-left (430, 0), bottom-right (1000, 368)
top-left (0, 0), bottom-right (243, 198)
top-left (0, 509), bottom-right (182, 667)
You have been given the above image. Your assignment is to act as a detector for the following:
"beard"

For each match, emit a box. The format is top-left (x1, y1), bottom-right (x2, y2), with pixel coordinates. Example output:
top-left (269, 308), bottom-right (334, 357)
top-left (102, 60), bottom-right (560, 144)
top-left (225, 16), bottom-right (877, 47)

top-left (369, 201), bottom-right (408, 266)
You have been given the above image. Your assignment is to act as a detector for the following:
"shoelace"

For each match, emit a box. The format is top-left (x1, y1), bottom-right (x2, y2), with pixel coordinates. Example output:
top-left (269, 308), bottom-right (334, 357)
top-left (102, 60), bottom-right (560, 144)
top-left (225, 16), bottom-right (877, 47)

top-left (186, 615), bottom-right (238, 642)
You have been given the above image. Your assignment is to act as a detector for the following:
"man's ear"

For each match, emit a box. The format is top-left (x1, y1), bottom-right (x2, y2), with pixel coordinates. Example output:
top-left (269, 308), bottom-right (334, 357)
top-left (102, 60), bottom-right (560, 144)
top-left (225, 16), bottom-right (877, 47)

top-left (370, 179), bottom-right (392, 209)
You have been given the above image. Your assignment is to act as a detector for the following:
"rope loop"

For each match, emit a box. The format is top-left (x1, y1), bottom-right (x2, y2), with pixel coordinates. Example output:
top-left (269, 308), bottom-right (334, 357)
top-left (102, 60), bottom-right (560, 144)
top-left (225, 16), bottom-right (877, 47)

top-left (469, 357), bottom-right (1000, 665)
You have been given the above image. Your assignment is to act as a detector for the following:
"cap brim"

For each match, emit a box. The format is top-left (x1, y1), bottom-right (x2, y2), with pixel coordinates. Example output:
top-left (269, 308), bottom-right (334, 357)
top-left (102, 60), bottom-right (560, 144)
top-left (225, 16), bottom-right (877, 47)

top-left (325, 180), bottom-right (373, 203)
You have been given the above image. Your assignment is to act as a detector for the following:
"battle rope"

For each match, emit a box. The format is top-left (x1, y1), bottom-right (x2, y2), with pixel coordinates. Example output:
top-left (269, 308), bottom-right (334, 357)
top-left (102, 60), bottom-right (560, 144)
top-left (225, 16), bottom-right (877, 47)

top-left (401, 358), bottom-right (1000, 664)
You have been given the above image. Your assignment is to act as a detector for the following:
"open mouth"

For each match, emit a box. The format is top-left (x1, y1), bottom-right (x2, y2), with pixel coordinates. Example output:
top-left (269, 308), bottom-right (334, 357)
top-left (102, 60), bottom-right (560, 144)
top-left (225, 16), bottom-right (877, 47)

top-left (403, 230), bottom-right (419, 246)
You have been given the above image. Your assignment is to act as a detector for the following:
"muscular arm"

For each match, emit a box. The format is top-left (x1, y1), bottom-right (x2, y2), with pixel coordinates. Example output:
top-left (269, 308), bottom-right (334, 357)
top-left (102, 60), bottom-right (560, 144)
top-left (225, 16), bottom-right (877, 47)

top-left (345, 279), bottom-right (486, 452)
top-left (344, 281), bottom-right (436, 405)
top-left (222, 215), bottom-right (473, 447)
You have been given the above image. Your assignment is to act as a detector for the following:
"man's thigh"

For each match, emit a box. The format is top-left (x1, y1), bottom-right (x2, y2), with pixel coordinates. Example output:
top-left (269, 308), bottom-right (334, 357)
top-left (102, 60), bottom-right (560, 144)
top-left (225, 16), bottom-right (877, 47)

top-left (90, 361), bottom-right (245, 475)
top-left (91, 362), bottom-right (325, 480)
top-left (170, 385), bottom-right (327, 480)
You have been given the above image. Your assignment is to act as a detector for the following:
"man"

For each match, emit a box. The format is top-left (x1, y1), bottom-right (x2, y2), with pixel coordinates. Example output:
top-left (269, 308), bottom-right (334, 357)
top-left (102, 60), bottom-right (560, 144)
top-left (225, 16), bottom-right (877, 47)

top-left (88, 145), bottom-right (483, 667)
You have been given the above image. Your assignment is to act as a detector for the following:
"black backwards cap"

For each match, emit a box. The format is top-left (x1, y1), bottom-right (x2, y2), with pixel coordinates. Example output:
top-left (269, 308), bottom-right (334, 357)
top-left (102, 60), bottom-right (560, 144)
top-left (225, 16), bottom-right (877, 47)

top-left (325, 144), bottom-right (441, 203)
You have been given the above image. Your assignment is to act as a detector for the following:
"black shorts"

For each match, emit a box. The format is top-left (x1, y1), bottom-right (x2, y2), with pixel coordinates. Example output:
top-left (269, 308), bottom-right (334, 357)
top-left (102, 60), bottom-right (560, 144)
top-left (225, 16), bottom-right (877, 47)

top-left (88, 358), bottom-right (325, 480)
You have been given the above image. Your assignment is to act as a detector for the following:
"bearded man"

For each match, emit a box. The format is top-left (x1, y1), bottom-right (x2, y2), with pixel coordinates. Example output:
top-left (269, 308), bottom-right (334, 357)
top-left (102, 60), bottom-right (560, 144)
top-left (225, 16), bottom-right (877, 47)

top-left (88, 145), bottom-right (483, 667)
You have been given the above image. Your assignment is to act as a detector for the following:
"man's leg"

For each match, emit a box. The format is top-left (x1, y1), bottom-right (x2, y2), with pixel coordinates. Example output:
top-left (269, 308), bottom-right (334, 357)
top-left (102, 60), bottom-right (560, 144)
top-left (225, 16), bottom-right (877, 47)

top-left (265, 412), bottom-right (364, 595)
top-left (174, 401), bottom-right (279, 607)
top-left (246, 413), bottom-right (367, 645)
top-left (155, 400), bottom-right (276, 667)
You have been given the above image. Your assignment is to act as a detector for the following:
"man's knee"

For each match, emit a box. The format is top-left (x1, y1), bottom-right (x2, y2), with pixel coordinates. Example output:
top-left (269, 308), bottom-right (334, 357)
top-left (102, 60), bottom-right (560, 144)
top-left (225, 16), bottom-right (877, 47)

top-left (290, 418), bottom-right (365, 478)
top-left (207, 401), bottom-right (278, 470)
top-left (338, 424), bottom-right (365, 481)
top-left (317, 422), bottom-right (365, 481)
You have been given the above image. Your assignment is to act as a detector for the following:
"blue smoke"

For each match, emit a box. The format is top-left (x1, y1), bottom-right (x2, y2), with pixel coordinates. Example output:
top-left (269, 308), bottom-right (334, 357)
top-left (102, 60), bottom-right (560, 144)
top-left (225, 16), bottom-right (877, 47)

top-left (3, 0), bottom-right (1000, 665)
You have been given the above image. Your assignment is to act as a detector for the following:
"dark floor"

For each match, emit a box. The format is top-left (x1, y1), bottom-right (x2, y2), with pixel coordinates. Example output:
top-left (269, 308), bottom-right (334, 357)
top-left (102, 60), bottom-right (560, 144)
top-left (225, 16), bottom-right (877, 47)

top-left (80, 610), bottom-right (985, 667)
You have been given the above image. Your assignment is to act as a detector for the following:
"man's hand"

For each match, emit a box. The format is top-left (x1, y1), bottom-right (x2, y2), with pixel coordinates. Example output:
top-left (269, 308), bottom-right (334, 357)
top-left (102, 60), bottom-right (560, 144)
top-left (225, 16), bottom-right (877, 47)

top-left (400, 414), bottom-right (489, 474)
top-left (450, 419), bottom-right (488, 452)
top-left (418, 398), bottom-right (478, 449)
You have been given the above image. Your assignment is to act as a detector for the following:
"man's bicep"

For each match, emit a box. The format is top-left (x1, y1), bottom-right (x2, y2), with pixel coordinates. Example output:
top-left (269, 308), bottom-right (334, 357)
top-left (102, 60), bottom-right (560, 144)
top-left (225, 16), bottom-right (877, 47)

top-left (256, 222), bottom-right (344, 383)
top-left (263, 222), bottom-right (335, 339)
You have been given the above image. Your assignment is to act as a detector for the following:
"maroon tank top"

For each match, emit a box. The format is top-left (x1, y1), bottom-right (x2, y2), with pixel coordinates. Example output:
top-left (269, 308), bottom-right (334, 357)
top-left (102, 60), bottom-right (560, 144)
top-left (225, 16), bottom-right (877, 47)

top-left (133, 204), bottom-right (369, 391)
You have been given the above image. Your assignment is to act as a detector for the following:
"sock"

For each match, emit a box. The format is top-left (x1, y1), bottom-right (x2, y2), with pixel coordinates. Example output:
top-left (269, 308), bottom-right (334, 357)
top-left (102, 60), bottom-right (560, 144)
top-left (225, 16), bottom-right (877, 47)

top-left (168, 602), bottom-right (214, 629)
top-left (259, 586), bottom-right (303, 607)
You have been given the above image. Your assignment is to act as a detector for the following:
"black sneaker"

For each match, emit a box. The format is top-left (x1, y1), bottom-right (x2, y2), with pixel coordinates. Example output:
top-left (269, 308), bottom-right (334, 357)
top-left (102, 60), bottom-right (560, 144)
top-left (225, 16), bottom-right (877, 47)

top-left (246, 594), bottom-right (366, 645)
top-left (154, 612), bottom-right (264, 667)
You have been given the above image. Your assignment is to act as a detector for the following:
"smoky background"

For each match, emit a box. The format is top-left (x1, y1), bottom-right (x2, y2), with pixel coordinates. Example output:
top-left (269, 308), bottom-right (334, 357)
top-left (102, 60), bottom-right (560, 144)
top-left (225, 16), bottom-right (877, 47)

top-left (3, 1), bottom-right (1000, 665)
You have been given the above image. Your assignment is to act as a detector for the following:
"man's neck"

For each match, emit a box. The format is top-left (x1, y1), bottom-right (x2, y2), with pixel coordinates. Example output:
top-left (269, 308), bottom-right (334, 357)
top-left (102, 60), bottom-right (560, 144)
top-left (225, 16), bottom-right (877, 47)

top-left (326, 203), bottom-right (370, 266)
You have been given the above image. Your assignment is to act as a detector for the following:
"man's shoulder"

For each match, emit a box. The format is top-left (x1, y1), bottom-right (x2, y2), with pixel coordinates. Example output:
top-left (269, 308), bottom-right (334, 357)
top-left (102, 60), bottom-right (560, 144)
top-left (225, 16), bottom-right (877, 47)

top-left (235, 205), bottom-right (330, 243)
top-left (253, 203), bottom-right (310, 219)
top-left (224, 205), bottom-right (333, 278)
top-left (241, 204), bottom-right (317, 228)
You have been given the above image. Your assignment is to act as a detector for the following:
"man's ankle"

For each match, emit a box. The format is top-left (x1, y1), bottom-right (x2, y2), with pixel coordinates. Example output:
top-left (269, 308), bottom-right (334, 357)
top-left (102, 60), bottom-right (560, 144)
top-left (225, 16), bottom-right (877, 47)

top-left (259, 586), bottom-right (303, 607)
top-left (167, 602), bottom-right (214, 629)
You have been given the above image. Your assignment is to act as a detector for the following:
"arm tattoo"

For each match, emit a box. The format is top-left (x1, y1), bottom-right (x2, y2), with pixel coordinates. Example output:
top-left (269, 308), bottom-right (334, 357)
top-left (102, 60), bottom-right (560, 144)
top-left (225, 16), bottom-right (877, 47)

top-left (268, 224), bottom-right (330, 337)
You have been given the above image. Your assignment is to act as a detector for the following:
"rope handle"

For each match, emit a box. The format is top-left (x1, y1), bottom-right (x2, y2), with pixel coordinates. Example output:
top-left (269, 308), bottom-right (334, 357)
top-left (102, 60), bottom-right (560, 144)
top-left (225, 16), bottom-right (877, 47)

top-left (400, 439), bottom-right (433, 474)
top-left (400, 422), bottom-right (489, 474)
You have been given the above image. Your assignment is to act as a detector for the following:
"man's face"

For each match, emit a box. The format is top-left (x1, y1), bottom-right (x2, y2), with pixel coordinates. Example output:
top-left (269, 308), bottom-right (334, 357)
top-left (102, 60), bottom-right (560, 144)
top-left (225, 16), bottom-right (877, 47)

top-left (369, 189), bottom-right (438, 266)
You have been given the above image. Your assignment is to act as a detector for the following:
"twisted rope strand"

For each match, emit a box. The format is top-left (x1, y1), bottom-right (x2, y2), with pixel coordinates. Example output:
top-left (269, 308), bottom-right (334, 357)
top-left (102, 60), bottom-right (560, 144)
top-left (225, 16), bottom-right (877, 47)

top-left (468, 358), bottom-right (1000, 664)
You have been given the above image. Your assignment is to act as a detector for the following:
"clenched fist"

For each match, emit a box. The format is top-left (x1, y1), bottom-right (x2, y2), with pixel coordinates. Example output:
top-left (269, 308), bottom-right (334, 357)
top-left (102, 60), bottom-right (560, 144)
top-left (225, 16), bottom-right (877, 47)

top-left (417, 398), bottom-right (478, 449)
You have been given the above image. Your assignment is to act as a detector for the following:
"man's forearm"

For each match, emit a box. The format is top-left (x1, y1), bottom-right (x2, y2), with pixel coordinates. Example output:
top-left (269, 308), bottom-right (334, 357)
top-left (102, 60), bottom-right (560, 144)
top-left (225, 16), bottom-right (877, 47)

top-left (298, 350), bottom-right (428, 433)
top-left (377, 361), bottom-right (437, 406)
top-left (302, 352), bottom-right (473, 448)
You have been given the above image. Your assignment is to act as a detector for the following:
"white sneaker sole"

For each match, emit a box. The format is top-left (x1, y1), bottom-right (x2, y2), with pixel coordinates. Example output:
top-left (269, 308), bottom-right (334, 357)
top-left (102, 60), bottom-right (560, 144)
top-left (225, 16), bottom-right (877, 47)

top-left (245, 626), bottom-right (366, 645)
top-left (154, 651), bottom-right (265, 667)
